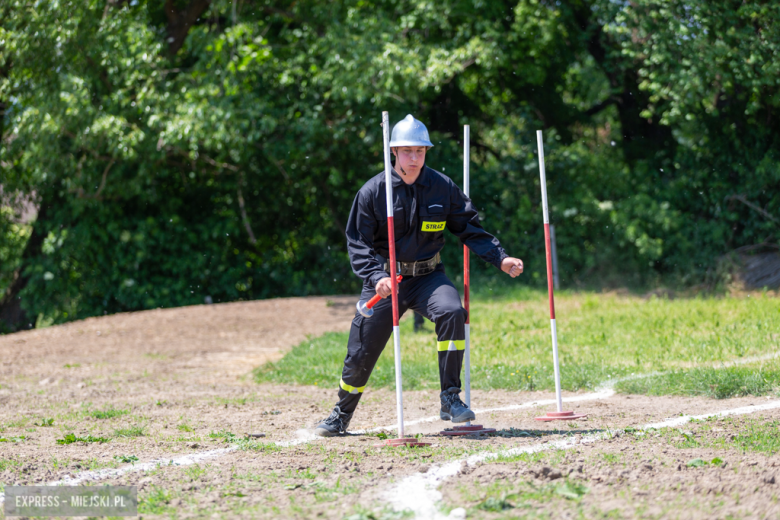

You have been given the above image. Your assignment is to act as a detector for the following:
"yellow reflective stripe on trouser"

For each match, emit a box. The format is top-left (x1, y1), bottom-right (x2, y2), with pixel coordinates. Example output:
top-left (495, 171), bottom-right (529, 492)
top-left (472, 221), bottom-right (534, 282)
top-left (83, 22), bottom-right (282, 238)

top-left (437, 340), bottom-right (466, 352)
top-left (340, 379), bottom-right (366, 395)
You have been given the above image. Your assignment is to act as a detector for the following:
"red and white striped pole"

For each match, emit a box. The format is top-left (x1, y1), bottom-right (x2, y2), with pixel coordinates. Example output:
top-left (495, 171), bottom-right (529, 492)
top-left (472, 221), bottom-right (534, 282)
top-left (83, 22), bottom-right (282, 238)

top-left (463, 124), bottom-right (472, 415)
top-left (378, 111), bottom-right (429, 446)
top-left (534, 130), bottom-right (587, 422)
top-left (441, 125), bottom-right (495, 437)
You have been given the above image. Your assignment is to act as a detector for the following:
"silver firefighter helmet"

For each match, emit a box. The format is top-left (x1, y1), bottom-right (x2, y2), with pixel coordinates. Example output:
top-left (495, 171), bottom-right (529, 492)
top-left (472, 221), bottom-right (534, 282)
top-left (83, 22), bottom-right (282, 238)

top-left (389, 114), bottom-right (434, 148)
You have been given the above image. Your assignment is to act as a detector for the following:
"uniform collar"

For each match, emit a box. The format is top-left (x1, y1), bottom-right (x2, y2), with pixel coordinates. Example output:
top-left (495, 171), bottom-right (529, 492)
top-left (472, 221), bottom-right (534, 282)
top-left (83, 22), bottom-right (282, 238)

top-left (391, 165), bottom-right (432, 187)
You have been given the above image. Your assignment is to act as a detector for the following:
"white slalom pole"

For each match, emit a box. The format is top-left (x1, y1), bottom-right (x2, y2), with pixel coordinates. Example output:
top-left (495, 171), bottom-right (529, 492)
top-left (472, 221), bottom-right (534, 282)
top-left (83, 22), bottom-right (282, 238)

top-left (536, 130), bottom-right (563, 414)
top-left (382, 111), bottom-right (405, 440)
top-left (440, 125), bottom-right (496, 436)
top-left (463, 125), bottom-right (472, 424)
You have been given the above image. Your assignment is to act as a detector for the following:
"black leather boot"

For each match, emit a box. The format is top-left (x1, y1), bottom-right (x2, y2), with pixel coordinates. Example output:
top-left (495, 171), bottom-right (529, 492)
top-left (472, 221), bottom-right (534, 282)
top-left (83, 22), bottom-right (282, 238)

top-left (314, 406), bottom-right (354, 437)
top-left (440, 387), bottom-right (476, 423)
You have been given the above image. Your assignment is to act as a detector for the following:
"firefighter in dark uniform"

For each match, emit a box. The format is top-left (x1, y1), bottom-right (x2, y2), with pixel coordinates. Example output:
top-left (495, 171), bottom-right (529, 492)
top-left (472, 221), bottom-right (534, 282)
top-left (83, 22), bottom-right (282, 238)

top-left (315, 115), bottom-right (523, 436)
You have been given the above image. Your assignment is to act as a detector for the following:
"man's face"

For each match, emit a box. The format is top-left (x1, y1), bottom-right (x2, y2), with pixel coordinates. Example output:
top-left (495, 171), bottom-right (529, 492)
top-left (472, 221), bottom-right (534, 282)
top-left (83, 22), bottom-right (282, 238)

top-left (392, 146), bottom-right (427, 177)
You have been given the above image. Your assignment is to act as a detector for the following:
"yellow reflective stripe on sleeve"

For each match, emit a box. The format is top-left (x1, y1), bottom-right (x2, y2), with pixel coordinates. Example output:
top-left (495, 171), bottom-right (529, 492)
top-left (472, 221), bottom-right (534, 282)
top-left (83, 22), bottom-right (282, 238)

top-left (421, 221), bottom-right (446, 232)
top-left (340, 379), bottom-right (366, 394)
top-left (437, 340), bottom-right (466, 352)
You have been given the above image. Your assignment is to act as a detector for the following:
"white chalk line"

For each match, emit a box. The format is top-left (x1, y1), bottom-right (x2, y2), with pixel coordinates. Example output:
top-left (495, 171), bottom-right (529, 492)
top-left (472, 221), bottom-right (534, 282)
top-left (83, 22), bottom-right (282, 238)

top-left (379, 350), bottom-right (780, 519)
top-left (1, 349), bottom-right (776, 503)
top-left (0, 447), bottom-right (236, 503)
top-left (272, 387), bottom-right (616, 447)
top-left (0, 388), bottom-right (614, 503)
top-left (369, 349), bottom-right (780, 435)
top-left (384, 398), bottom-right (780, 520)
top-left (51, 447), bottom-right (236, 486)
top-left (359, 386), bottom-right (616, 434)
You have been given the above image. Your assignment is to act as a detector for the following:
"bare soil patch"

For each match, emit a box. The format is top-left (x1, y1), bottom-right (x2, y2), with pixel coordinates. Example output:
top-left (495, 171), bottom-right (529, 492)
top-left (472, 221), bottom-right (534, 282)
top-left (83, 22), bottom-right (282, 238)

top-left (1, 297), bottom-right (779, 519)
top-left (1, 295), bottom-right (357, 385)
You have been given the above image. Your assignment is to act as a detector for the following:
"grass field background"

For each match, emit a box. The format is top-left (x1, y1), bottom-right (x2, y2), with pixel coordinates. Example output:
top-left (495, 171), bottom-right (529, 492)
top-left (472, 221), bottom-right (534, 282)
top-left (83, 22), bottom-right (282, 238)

top-left (255, 288), bottom-right (780, 399)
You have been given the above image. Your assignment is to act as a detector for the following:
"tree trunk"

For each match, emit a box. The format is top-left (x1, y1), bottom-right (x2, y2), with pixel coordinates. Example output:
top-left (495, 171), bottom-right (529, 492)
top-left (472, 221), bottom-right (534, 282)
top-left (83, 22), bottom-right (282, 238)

top-left (165, 0), bottom-right (212, 55)
top-left (569, 1), bottom-right (676, 169)
top-left (0, 202), bottom-right (47, 332)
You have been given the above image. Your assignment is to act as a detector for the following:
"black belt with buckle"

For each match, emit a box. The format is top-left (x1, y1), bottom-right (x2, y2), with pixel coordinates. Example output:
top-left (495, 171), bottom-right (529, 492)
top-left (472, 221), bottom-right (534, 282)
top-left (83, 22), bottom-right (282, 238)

top-left (383, 252), bottom-right (441, 277)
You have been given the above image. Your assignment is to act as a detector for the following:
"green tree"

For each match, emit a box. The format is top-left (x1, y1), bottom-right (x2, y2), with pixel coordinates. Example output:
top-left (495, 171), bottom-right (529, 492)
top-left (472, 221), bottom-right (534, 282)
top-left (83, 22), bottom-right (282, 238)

top-left (1, 0), bottom-right (779, 331)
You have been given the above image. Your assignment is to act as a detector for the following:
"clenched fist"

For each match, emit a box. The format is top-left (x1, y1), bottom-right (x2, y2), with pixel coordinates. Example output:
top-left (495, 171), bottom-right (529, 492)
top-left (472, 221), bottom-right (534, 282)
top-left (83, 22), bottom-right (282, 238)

top-left (375, 277), bottom-right (393, 298)
top-left (501, 257), bottom-right (524, 278)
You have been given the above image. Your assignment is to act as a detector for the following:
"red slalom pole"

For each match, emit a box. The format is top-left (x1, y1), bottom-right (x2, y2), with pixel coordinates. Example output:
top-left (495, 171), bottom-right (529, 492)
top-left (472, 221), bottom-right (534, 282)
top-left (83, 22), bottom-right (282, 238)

top-left (463, 124), bottom-right (472, 412)
top-left (534, 130), bottom-right (587, 422)
top-left (440, 125), bottom-right (495, 437)
top-left (377, 111), bottom-right (428, 447)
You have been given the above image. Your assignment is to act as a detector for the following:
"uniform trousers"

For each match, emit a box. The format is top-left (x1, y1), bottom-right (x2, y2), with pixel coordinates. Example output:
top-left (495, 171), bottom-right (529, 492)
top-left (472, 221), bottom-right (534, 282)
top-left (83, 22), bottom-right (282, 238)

top-left (336, 265), bottom-right (467, 414)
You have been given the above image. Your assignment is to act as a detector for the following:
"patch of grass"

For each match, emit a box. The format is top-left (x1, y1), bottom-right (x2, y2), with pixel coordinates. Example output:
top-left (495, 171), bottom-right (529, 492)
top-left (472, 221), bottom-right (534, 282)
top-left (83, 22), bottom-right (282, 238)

top-left (234, 470), bottom-right (272, 483)
top-left (554, 481), bottom-right (589, 500)
top-left (184, 464), bottom-right (206, 480)
top-left (214, 395), bottom-right (254, 406)
top-left (234, 440), bottom-right (283, 453)
top-left (208, 430), bottom-right (238, 441)
top-left (686, 457), bottom-right (725, 468)
top-left (113, 455), bottom-right (139, 464)
top-left (616, 362), bottom-right (780, 399)
top-left (255, 289), bottom-right (780, 395)
top-left (653, 417), bottom-right (780, 456)
top-left (653, 427), bottom-right (701, 449)
top-left (82, 457), bottom-right (110, 470)
top-left (307, 477), bottom-right (360, 502)
top-left (255, 329), bottom-right (634, 392)
top-left (113, 425), bottom-right (146, 438)
top-left (90, 407), bottom-right (129, 420)
top-left (170, 434), bottom-right (203, 442)
top-left (284, 467), bottom-right (318, 480)
top-left (0, 459), bottom-right (21, 471)
top-left (467, 478), bottom-right (589, 516)
top-left (600, 453), bottom-right (621, 464)
top-left (138, 486), bottom-right (174, 515)
top-left (0, 435), bottom-right (26, 442)
top-left (712, 418), bottom-right (780, 454)
top-left (490, 449), bottom-right (554, 465)
top-left (63, 363), bottom-right (81, 368)
top-left (5, 417), bottom-right (30, 429)
top-left (50, 457), bottom-right (71, 470)
top-left (477, 495), bottom-right (514, 511)
top-left (56, 433), bottom-right (109, 445)
top-left (344, 504), bottom-right (412, 520)
top-left (176, 423), bottom-right (194, 432)
top-left (203, 429), bottom-right (278, 451)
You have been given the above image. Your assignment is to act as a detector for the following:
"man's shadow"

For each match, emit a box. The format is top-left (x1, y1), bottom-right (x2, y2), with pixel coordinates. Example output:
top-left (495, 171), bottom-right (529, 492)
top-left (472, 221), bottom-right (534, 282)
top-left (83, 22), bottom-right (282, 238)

top-left (439, 427), bottom-right (607, 441)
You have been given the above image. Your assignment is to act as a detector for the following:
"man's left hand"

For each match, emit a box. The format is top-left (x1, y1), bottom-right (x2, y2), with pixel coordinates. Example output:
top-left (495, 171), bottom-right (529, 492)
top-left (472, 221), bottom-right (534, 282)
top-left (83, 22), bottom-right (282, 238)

top-left (501, 257), bottom-right (524, 278)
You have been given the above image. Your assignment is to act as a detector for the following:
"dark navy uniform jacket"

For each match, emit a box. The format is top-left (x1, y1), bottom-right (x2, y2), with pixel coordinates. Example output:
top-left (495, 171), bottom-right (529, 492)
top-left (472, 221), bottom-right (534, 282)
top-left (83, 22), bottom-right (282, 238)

top-left (346, 165), bottom-right (508, 287)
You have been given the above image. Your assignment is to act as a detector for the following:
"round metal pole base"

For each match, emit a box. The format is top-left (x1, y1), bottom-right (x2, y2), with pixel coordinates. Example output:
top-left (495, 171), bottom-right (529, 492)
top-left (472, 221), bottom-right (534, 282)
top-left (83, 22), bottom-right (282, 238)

top-left (534, 411), bottom-right (588, 422)
top-left (374, 437), bottom-right (431, 448)
top-left (440, 424), bottom-right (496, 436)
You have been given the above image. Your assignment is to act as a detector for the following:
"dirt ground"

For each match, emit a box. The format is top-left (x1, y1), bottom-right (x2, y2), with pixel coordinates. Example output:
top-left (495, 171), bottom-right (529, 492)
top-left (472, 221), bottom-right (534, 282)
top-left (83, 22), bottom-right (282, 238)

top-left (1, 297), bottom-right (779, 519)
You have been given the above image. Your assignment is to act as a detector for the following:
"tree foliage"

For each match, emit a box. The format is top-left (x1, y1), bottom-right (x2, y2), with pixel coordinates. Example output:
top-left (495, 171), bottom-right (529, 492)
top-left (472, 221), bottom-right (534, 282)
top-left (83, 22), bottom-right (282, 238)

top-left (1, 0), bottom-right (778, 330)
